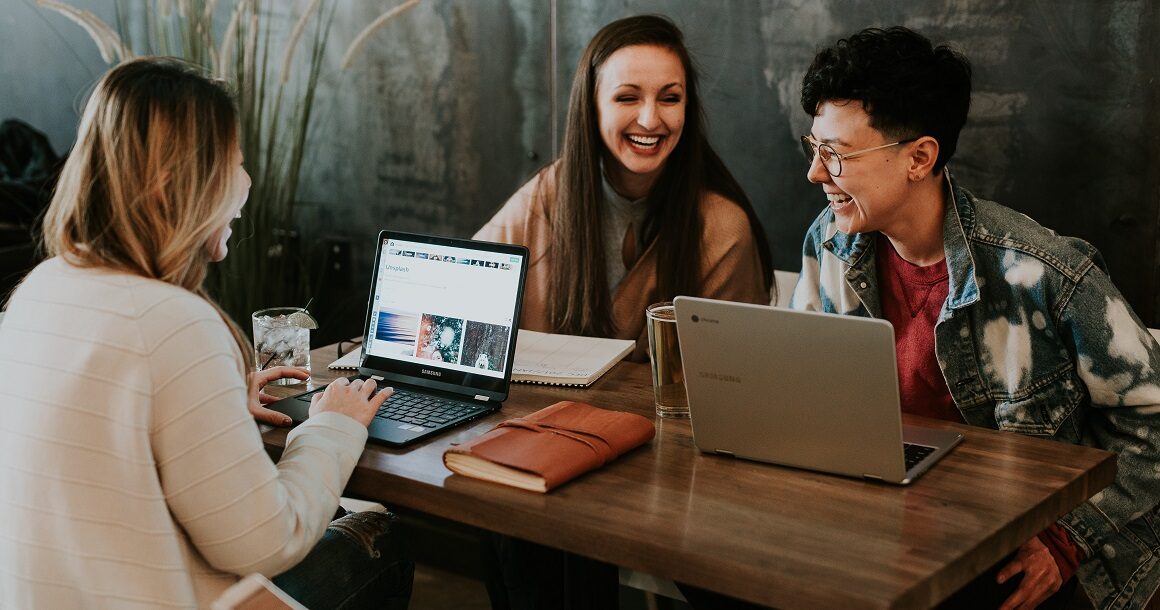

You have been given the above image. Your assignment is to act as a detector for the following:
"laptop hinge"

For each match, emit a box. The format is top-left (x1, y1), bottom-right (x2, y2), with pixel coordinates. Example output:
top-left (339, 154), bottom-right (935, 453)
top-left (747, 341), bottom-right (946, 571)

top-left (474, 395), bottom-right (489, 402)
top-left (862, 473), bottom-right (884, 481)
top-left (714, 449), bottom-right (735, 458)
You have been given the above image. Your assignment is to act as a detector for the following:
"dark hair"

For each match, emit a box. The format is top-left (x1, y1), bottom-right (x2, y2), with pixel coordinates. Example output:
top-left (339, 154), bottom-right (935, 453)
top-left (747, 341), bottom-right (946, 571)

top-left (800, 26), bottom-right (971, 172)
top-left (547, 14), bottom-right (772, 336)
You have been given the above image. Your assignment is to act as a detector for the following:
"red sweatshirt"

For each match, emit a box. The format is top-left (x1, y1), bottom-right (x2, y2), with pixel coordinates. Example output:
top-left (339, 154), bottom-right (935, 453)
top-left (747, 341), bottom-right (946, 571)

top-left (876, 234), bottom-right (1081, 582)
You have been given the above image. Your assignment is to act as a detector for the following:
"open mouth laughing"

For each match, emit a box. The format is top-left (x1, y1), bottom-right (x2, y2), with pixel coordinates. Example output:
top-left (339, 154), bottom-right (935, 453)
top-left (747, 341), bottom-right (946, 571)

top-left (827, 192), bottom-right (854, 211)
top-left (626, 134), bottom-right (662, 150)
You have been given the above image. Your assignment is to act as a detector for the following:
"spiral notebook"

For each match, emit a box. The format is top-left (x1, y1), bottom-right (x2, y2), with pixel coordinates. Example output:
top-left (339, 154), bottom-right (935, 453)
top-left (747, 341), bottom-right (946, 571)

top-left (329, 346), bottom-right (363, 370)
top-left (331, 329), bottom-right (633, 387)
top-left (510, 330), bottom-right (634, 387)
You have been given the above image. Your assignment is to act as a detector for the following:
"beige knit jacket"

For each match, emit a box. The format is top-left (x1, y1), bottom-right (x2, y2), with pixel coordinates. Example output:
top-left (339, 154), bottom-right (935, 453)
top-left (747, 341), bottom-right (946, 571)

top-left (475, 163), bottom-right (769, 361)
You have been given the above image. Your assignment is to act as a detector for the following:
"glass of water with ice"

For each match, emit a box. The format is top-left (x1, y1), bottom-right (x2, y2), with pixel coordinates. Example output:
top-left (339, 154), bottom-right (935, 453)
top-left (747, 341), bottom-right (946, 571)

top-left (251, 307), bottom-right (313, 385)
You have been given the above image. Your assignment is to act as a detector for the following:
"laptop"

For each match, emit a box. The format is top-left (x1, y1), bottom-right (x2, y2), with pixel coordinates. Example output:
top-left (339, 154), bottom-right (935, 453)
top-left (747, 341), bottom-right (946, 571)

top-left (673, 296), bottom-right (962, 485)
top-left (268, 231), bottom-right (529, 447)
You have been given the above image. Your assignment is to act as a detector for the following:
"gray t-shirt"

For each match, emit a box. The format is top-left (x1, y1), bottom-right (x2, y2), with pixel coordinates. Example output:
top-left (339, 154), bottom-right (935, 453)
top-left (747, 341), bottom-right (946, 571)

top-left (600, 174), bottom-right (649, 291)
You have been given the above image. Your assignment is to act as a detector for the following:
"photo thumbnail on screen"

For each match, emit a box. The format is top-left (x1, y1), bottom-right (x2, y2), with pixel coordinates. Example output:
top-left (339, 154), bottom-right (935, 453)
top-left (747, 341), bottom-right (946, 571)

top-left (415, 314), bottom-right (464, 363)
top-left (460, 321), bottom-right (512, 372)
top-left (373, 309), bottom-right (420, 357)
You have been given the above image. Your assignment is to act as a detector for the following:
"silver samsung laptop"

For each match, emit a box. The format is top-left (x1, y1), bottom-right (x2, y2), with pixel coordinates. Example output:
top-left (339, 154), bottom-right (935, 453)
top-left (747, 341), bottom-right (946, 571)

top-left (674, 296), bottom-right (963, 485)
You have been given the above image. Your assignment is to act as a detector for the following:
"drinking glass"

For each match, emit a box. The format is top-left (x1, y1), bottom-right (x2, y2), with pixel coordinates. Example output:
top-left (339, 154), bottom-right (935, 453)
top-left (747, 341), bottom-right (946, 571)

top-left (646, 302), bottom-right (688, 418)
top-left (252, 307), bottom-right (311, 385)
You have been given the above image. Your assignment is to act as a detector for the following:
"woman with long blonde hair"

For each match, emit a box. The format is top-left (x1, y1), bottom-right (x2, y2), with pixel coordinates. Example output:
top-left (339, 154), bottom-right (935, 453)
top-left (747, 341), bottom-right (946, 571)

top-left (0, 57), bottom-right (412, 609)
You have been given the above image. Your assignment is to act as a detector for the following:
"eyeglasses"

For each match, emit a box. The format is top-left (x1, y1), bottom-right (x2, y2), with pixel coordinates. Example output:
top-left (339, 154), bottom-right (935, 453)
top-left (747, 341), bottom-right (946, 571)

top-left (800, 135), bottom-right (916, 177)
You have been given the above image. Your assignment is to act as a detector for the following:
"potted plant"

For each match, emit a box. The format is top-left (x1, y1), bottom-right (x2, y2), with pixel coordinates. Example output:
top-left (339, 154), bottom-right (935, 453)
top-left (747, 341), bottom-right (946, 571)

top-left (37, 0), bottom-right (419, 326)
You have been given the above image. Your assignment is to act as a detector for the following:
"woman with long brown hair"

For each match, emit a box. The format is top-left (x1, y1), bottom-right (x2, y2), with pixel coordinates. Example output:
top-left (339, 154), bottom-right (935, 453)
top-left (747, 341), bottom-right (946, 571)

top-left (476, 15), bottom-right (772, 609)
top-left (475, 14), bottom-right (772, 360)
top-left (0, 57), bottom-right (412, 609)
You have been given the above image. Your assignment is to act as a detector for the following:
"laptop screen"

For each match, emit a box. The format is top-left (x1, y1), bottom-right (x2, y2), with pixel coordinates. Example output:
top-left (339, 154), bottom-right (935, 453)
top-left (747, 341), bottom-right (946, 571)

top-left (361, 232), bottom-right (528, 399)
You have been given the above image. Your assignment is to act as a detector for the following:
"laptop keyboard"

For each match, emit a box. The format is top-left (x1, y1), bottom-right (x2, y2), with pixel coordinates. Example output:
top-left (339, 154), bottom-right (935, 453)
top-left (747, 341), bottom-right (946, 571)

top-left (903, 443), bottom-right (936, 470)
top-left (294, 383), bottom-right (486, 428)
top-left (374, 387), bottom-right (484, 427)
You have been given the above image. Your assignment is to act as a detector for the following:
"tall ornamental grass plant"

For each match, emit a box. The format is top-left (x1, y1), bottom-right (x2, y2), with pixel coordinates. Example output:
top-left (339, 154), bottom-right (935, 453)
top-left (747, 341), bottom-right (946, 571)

top-left (39, 0), bottom-right (419, 327)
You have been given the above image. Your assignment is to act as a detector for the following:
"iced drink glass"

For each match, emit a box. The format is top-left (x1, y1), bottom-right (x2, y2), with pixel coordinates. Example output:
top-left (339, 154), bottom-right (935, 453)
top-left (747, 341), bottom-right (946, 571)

top-left (252, 307), bottom-right (311, 385)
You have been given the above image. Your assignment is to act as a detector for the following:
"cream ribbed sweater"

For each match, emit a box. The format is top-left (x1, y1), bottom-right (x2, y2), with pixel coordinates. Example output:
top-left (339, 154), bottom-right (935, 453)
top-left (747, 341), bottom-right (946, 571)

top-left (0, 258), bottom-right (368, 609)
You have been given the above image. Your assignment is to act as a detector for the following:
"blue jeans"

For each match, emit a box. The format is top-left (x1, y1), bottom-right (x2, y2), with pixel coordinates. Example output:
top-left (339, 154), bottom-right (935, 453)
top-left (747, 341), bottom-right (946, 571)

top-left (273, 510), bottom-right (414, 610)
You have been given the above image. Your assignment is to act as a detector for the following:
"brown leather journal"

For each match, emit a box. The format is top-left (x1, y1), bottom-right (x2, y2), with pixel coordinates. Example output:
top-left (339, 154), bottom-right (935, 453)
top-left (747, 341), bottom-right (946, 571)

top-left (442, 401), bottom-right (655, 492)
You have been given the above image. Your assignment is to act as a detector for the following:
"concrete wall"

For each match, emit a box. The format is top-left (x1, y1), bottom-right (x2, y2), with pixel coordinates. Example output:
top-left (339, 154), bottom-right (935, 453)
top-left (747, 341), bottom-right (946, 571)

top-left (3, 0), bottom-right (1158, 337)
top-left (0, 1), bottom-right (112, 151)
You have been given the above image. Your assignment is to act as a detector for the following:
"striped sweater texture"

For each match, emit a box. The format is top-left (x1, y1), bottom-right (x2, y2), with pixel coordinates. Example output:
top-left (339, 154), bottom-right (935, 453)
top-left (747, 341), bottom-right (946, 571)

top-left (0, 258), bottom-right (368, 608)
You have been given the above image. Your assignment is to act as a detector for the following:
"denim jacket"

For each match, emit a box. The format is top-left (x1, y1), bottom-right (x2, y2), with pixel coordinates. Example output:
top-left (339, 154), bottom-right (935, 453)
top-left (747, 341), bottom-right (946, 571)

top-left (790, 175), bottom-right (1160, 610)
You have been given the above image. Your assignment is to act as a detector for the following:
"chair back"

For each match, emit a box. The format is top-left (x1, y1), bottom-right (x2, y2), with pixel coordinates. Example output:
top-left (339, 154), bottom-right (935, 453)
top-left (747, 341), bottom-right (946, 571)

top-left (772, 270), bottom-right (799, 308)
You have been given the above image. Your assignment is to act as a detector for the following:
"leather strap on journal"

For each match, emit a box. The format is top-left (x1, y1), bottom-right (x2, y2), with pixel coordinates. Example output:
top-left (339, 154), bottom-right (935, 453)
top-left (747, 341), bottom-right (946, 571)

top-left (494, 418), bottom-right (615, 464)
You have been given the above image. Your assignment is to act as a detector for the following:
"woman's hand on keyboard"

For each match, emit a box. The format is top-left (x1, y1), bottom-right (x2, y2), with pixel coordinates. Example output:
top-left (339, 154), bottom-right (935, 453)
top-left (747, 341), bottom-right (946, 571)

top-left (309, 377), bottom-right (393, 427)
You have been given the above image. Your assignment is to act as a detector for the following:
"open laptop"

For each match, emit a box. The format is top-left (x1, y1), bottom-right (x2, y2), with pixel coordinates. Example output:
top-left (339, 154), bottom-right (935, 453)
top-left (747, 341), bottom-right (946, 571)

top-left (673, 296), bottom-right (962, 485)
top-left (268, 231), bottom-right (528, 447)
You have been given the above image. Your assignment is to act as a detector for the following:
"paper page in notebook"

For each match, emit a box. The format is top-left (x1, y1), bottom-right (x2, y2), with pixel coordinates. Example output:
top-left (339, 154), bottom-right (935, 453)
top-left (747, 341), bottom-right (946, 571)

top-left (512, 329), bottom-right (634, 386)
top-left (329, 348), bottom-right (362, 370)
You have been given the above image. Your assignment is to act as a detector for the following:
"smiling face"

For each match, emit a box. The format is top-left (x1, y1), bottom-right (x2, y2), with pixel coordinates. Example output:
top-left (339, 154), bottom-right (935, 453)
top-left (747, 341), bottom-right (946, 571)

top-left (206, 143), bottom-right (251, 262)
top-left (595, 44), bottom-right (686, 199)
top-left (806, 100), bottom-right (916, 236)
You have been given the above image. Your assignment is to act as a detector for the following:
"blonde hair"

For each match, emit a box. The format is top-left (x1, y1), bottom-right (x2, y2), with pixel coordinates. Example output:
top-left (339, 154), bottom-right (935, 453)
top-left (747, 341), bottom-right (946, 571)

top-left (43, 56), bottom-right (254, 371)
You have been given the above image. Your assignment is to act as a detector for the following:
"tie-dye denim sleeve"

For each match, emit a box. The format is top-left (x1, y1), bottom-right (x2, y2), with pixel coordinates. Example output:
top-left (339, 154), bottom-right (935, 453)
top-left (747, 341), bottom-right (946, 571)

top-left (790, 223), bottom-right (824, 312)
top-left (1058, 264), bottom-right (1160, 551)
top-left (790, 212), bottom-right (870, 316)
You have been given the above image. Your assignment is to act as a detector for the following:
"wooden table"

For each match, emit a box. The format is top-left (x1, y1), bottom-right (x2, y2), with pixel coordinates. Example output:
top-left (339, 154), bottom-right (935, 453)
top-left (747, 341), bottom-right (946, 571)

top-left (262, 343), bottom-right (1116, 609)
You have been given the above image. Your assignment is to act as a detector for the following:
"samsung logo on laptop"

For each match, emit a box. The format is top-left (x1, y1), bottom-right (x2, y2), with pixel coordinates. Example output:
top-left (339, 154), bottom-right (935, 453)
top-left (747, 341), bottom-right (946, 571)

top-left (699, 371), bottom-right (741, 384)
top-left (421, 369), bottom-right (442, 377)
